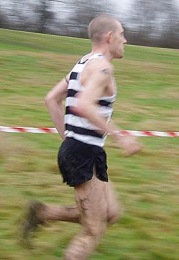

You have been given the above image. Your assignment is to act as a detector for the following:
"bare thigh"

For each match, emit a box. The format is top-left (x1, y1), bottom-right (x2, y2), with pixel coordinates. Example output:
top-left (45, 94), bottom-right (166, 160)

top-left (75, 174), bottom-right (108, 235)
top-left (74, 174), bottom-right (122, 228)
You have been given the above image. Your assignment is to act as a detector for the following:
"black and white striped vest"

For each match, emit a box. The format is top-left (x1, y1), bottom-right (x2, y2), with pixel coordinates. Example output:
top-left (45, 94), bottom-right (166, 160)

top-left (64, 53), bottom-right (116, 147)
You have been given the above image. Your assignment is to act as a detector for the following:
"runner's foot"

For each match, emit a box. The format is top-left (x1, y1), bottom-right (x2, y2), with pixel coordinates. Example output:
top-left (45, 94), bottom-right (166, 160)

top-left (21, 200), bottom-right (45, 247)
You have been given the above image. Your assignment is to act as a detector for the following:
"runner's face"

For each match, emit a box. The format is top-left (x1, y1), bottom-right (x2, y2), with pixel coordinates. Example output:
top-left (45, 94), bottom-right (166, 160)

top-left (110, 23), bottom-right (127, 59)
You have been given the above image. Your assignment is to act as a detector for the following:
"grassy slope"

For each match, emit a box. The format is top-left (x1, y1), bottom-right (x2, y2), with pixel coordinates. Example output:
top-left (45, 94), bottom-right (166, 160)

top-left (0, 28), bottom-right (179, 260)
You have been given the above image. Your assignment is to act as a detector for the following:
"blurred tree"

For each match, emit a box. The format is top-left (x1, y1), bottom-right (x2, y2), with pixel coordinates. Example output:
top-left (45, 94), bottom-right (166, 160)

top-left (65, 0), bottom-right (113, 38)
top-left (1, 0), bottom-right (27, 30)
top-left (0, 0), bottom-right (39, 31)
top-left (0, 0), bottom-right (58, 33)
top-left (0, 10), bottom-right (8, 28)
top-left (126, 0), bottom-right (179, 48)
top-left (35, 0), bottom-right (54, 33)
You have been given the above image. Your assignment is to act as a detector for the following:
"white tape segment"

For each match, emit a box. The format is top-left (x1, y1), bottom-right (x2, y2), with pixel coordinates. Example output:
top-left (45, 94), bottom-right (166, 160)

top-left (0, 126), bottom-right (179, 137)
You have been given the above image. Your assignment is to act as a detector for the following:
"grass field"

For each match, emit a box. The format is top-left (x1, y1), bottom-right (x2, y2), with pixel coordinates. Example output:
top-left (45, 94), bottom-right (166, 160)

top-left (0, 28), bottom-right (179, 260)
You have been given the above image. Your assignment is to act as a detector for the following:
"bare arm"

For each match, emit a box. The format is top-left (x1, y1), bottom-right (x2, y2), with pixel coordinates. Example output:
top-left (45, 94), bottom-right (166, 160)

top-left (45, 76), bottom-right (69, 140)
top-left (71, 60), bottom-right (142, 156)
top-left (71, 60), bottom-right (115, 134)
top-left (71, 60), bottom-right (121, 138)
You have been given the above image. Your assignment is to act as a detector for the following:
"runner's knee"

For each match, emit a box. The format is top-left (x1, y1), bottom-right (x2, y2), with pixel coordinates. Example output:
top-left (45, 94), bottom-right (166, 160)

top-left (107, 205), bottom-right (123, 224)
top-left (86, 222), bottom-right (106, 238)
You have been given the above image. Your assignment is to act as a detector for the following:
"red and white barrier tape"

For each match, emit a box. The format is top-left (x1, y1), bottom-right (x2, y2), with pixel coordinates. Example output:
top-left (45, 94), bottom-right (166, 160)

top-left (0, 126), bottom-right (58, 134)
top-left (0, 126), bottom-right (179, 137)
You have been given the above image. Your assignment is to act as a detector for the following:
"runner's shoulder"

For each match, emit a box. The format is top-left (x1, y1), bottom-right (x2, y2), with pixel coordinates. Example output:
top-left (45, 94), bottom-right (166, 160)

top-left (85, 58), bottom-right (113, 76)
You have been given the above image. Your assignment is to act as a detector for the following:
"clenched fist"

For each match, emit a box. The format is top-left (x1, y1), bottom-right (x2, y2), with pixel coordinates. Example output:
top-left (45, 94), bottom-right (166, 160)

top-left (112, 131), bottom-right (142, 156)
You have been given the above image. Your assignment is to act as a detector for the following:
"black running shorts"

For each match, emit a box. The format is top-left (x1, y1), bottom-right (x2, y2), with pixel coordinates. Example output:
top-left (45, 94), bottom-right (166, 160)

top-left (58, 137), bottom-right (108, 187)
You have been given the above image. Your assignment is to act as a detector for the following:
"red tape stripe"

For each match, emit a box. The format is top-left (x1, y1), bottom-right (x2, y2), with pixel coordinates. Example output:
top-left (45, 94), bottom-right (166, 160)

top-left (0, 126), bottom-right (178, 137)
